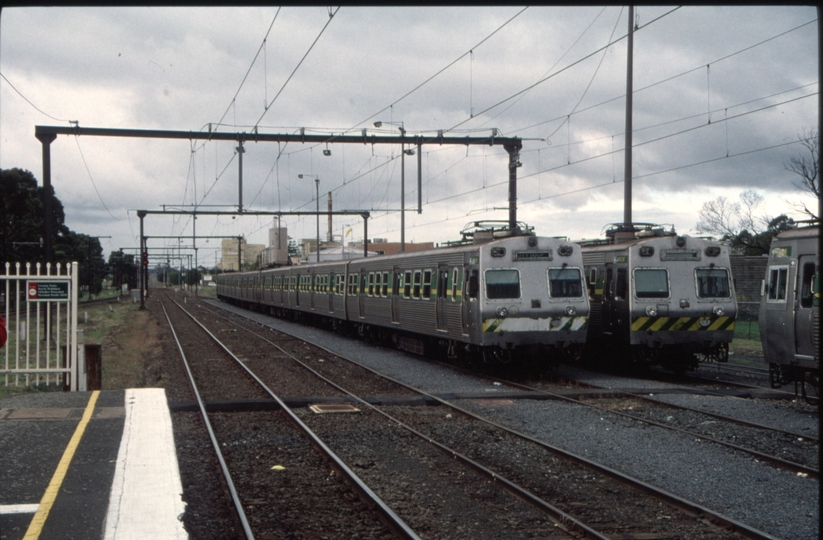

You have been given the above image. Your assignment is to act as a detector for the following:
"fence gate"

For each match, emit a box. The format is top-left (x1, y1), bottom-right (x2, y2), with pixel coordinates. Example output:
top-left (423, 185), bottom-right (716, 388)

top-left (2, 261), bottom-right (79, 391)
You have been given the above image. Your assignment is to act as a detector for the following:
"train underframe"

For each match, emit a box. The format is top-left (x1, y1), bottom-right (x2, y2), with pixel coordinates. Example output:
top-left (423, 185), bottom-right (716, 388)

top-left (630, 340), bottom-right (729, 374)
top-left (584, 333), bottom-right (730, 374)
top-left (220, 296), bottom-right (579, 372)
top-left (769, 362), bottom-right (819, 404)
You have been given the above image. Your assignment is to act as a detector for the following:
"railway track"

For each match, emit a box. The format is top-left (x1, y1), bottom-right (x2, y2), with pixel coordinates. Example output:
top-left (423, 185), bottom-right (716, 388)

top-left (494, 375), bottom-right (819, 479)
top-left (157, 293), bottom-right (409, 539)
top-left (165, 292), bottom-right (786, 539)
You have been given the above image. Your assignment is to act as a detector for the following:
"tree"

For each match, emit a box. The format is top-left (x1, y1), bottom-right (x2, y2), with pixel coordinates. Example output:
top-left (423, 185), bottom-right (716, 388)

top-left (108, 250), bottom-right (137, 290)
top-left (1, 168), bottom-right (71, 264)
top-left (695, 189), bottom-right (794, 255)
top-left (784, 128), bottom-right (819, 221)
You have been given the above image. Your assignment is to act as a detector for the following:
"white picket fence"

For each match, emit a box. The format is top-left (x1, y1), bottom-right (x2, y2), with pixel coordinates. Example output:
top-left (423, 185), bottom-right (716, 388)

top-left (2, 261), bottom-right (80, 391)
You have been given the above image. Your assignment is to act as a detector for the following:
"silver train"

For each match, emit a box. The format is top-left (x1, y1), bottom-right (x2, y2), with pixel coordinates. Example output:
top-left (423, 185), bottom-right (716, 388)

top-left (580, 224), bottom-right (737, 373)
top-left (759, 226), bottom-right (819, 399)
top-left (216, 230), bottom-right (590, 367)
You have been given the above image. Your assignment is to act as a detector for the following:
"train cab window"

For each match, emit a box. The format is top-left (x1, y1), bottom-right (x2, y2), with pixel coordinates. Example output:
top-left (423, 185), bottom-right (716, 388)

top-left (696, 268), bottom-right (731, 298)
top-left (766, 266), bottom-right (789, 302)
top-left (485, 269), bottom-right (520, 300)
top-left (422, 270), bottom-right (432, 299)
top-left (452, 268), bottom-right (460, 301)
top-left (548, 267), bottom-right (583, 298)
top-left (800, 263), bottom-right (816, 308)
top-left (403, 271), bottom-right (412, 298)
top-left (634, 268), bottom-right (668, 299)
top-left (466, 269), bottom-right (480, 300)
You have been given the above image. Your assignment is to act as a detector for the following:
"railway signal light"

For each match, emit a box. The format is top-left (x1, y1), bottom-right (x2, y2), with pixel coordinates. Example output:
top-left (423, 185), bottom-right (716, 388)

top-left (142, 251), bottom-right (148, 266)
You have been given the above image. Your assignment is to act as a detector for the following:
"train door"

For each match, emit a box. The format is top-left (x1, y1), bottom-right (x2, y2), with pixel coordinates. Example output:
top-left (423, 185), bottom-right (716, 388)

top-left (436, 265), bottom-right (449, 331)
top-left (462, 266), bottom-right (479, 337)
top-left (358, 269), bottom-right (367, 318)
top-left (328, 273), bottom-right (334, 313)
top-left (391, 267), bottom-right (401, 324)
top-left (603, 264), bottom-right (614, 333)
top-left (795, 256), bottom-right (818, 359)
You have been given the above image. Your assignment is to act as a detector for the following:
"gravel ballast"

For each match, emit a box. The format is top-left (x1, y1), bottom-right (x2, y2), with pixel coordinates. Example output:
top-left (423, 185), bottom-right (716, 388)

top-left (209, 300), bottom-right (819, 540)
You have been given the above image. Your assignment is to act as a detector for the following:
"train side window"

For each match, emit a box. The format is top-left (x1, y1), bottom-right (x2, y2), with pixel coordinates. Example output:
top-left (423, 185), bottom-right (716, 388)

top-left (633, 268), bottom-right (667, 299)
top-left (413, 270), bottom-right (422, 299)
top-left (586, 268), bottom-right (597, 299)
top-left (616, 268), bottom-right (628, 299)
top-left (382, 272), bottom-right (389, 297)
top-left (485, 269), bottom-right (520, 299)
top-left (404, 271), bottom-right (412, 298)
top-left (800, 263), bottom-right (815, 308)
top-left (452, 268), bottom-right (460, 301)
top-left (368, 272), bottom-right (375, 297)
top-left (766, 266), bottom-right (789, 302)
top-left (422, 270), bottom-right (432, 299)
top-left (466, 269), bottom-right (479, 300)
top-left (604, 268), bottom-right (613, 299)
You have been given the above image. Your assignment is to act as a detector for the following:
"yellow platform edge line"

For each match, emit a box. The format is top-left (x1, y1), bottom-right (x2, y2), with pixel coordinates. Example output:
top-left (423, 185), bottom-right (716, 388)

top-left (24, 390), bottom-right (100, 540)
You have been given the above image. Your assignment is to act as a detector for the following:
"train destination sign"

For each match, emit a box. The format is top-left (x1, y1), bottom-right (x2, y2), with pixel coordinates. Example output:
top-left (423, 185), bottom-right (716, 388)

top-left (27, 281), bottom-right (70, 302)
top-left (514, 251), bottom-right (551, 261)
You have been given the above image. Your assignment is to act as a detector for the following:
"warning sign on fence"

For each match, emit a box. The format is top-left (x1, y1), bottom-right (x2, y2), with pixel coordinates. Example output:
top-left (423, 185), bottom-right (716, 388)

top-left (27, 281), bottom-right (70, 301)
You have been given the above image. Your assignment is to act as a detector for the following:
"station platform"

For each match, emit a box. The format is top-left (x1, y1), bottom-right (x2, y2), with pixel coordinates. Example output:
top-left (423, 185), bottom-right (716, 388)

top-left (0, 388), bottom-right (187, 540)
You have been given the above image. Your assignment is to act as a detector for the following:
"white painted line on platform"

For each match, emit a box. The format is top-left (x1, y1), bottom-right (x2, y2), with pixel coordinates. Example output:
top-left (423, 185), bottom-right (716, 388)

top-left (0, 504), bottom-right (39, 515)
top-left (103, 388), bottom-right (187, 540)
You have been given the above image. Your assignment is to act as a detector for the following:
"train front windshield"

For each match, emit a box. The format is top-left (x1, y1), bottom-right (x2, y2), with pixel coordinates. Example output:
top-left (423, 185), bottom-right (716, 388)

top-left (485, 269), bottom-right (520, 299)
top-left (635, 269), bottom-right (669, 298)
top-left (548, 268), bottom-right (583, 298)
top-left (696, 268), bottom-right (731, 298)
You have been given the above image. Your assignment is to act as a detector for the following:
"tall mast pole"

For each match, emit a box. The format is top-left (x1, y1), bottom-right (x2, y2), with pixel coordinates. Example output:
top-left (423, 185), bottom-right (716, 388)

top-left (623, 5), bottom-right (634, 235)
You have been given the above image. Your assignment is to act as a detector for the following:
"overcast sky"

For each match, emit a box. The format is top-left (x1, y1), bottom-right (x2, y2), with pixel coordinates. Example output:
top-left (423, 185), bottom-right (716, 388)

top-left (0, 6), bottom-right (818, 266)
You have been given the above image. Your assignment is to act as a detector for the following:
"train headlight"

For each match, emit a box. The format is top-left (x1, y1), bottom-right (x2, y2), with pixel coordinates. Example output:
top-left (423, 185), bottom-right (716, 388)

top-left (713, 305), bottom-right (724, 316)
top-left (645, 305), bottom-right (658, 317)
top-left (496, 307), bottom-right (508, 318)
top-left (679, 299), bottom-right (690, 308)
top-left (565, 306), bottom-right (577, 316)
top-left (558, 245), bottom-right (574, 257)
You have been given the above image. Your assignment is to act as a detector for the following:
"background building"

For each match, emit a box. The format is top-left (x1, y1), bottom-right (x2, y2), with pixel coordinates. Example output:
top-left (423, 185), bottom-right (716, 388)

top-left (218, 238), bottom-right (265, 271)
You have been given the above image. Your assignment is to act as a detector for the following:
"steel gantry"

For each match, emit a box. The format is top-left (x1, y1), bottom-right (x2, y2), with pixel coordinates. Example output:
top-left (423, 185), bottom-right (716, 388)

top-left (34, 125), bottom-right (523, 264)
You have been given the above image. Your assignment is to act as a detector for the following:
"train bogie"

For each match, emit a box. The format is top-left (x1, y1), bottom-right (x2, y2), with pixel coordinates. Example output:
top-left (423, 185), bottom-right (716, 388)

top-left (758, 226), bottom-right (819, 400)
top-left (216, 233), bottom-right (590, 368)
top-left (582, 225), bottom-right (736, 372)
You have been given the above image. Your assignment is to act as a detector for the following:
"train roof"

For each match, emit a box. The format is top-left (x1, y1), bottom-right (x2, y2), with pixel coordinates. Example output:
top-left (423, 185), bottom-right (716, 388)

top-left (579, 234), bottom-right (723, 253)
top-left (772, 225), bottom-right (819, 241)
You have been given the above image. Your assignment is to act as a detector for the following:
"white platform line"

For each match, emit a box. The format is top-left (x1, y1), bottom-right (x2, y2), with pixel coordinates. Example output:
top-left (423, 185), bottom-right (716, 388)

top-left (103, 388), bottom-right (187, 540)
top-left (0, 504), bottom-right (39, 515)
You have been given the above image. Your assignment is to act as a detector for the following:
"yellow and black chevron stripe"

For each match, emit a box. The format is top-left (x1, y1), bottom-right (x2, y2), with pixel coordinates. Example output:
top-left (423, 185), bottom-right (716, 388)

top-left (631, 316), bottom-right (735, 332)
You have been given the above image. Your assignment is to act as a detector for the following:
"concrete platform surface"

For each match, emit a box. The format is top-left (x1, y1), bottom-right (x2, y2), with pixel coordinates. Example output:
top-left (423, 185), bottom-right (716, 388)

top-left (0, 388), bottom-right (187, 540)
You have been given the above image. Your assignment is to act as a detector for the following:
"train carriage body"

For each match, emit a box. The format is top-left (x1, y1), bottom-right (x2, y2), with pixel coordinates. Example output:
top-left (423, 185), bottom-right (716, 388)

top-left (582, 227), bottom-right (737, 372)
top-left (216, 233), bottom-right (589, 366)
top-left (759, 226), bottom-right (819, 394)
